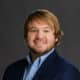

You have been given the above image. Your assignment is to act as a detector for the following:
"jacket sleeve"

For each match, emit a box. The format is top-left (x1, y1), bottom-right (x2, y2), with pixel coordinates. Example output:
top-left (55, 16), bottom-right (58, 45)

top-left (62, 66), bottom-right (80, 80)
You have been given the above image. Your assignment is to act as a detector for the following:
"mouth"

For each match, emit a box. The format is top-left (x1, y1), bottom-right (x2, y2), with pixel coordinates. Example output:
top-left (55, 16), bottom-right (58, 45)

top-left (34, 39), bottom-right (47, 44)
top-left (34, 41), bottom-right (46, 46)
top-left (35, 43), bottom-right (44, 47)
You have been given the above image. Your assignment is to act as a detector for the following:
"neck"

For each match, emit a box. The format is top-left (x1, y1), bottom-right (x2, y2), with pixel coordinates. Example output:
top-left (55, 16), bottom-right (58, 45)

top-left (30, 52), bottom-right (41, 62)
top-left (29, 48), bottom-right (55, 62)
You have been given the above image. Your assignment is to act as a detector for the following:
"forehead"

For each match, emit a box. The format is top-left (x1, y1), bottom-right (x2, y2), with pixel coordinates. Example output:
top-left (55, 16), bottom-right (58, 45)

top-left (28, 19), bottom-right (55, 29)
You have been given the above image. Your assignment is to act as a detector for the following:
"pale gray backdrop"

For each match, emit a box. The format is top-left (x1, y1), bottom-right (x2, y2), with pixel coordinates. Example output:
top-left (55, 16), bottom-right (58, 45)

top-left (0, 0), bottom-right (80, 80)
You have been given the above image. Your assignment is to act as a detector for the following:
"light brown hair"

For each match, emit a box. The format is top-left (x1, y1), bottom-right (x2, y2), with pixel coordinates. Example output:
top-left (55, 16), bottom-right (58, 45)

top-left (24, 9), bottom-right (64, 46)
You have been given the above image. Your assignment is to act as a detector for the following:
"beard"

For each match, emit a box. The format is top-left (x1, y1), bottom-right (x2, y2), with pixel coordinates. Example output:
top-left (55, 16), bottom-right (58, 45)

top-left (28, 45), bottom-right (54, 57)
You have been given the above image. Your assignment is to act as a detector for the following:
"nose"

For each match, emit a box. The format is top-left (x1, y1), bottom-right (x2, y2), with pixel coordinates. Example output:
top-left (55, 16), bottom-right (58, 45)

top-left (36, 31), bottom-right (44, 39)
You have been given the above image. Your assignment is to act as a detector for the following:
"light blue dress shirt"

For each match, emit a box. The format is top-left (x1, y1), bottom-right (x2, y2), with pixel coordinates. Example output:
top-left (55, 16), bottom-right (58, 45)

top-left (23, 48), bottom-right (55, 80)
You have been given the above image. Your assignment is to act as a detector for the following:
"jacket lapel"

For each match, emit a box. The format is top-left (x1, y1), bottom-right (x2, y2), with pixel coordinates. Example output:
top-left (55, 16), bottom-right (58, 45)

top-left (18, 59), bottom-right (29, 80)
top-left (33, 50), bottom-right (60, 80)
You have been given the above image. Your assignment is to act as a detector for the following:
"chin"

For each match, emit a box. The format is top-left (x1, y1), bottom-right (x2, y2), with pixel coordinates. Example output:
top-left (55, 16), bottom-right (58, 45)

top-left (30, 48), bottom-right (46, 54)
top-left (34, 49), bottom-right (46, 54)
top-left (32, 48), bottom-right (52, 55)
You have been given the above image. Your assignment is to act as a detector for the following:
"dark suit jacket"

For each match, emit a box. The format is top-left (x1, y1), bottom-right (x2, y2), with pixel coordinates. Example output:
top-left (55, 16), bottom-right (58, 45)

top-left (3, 50), bottom-right (80, 80)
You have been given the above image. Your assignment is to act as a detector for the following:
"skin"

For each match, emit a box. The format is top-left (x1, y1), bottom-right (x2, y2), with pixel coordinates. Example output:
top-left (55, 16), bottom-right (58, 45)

top-left (25, 20), bottom-right (58, 61)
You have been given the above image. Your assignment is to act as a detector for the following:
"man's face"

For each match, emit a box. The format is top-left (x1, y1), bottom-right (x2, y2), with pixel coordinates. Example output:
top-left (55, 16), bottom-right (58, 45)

top-left (25, 20), bottom-right (58, 56)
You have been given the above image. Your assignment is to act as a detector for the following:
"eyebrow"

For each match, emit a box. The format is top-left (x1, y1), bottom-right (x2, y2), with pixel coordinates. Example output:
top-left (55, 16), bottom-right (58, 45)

top-left (29, 26), bottom-right (51, 29)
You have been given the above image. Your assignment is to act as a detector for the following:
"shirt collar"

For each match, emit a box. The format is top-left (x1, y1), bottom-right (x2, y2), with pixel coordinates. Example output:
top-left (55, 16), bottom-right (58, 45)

top-left (26, 48), bottom-right (55, 65)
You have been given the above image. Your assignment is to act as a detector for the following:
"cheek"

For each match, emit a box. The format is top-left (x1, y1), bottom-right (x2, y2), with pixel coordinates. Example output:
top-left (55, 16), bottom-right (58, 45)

top-left (47, 35), bottom-right (56, 44)
top-left (27, 34), bottom-right (35, 43)
top-left (27, 33), bottom-right (33, 40)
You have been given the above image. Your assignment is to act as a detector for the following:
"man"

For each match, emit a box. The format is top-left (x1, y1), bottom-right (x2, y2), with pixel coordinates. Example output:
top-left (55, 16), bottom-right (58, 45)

top-left (3, 9), bottom-right (80, 80)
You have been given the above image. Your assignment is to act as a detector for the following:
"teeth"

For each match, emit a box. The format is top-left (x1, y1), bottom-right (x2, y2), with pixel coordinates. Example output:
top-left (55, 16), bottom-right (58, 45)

top-left (36, 42), bottom-right (44, 44)
top-left (34, 40), bottom-right (46, 44)
top-left (35, 42), bottom-right (43, 45)
top-left (35, 41), bottom-right (43, 43)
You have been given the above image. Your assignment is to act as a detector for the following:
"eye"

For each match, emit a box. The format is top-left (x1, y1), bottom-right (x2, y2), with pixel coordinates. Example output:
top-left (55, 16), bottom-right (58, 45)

top-left (29, 29), bottom-right (38, 32)
top-left (43, 30), bottom-right (50, 32)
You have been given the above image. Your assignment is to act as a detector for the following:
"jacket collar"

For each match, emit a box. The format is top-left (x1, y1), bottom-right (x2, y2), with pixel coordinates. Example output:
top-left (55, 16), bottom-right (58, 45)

top-left (33, 49), bottom-right (59, 80)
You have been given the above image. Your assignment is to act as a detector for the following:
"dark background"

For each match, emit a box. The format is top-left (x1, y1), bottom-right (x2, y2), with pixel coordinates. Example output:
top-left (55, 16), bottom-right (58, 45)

top-left (0, 0), bottom-right (80, 80)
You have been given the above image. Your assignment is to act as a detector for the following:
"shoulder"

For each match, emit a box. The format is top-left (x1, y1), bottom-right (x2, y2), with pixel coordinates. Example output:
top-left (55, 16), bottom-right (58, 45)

top-left (6, 58), bottom-right (27, 70)
top-left (3, 58), bottom-right (27, 80)
top-left (56, 55), bottom-right (80, 78)
top-left (48, 50), bottom-right (80, 73)
top-left (57, 54), bottom-right (79, 71)
top-left (51, 52), bottom-right (80, 79)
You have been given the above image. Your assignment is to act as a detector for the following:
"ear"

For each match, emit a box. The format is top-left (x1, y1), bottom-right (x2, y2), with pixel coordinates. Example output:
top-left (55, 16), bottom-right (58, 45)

top-left (55, 38), bottom-right (58, 42)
